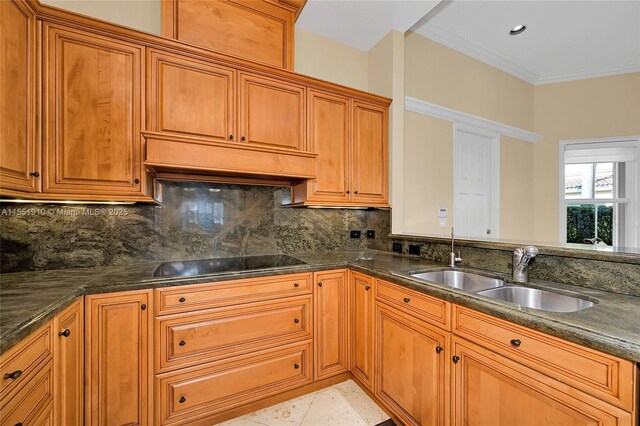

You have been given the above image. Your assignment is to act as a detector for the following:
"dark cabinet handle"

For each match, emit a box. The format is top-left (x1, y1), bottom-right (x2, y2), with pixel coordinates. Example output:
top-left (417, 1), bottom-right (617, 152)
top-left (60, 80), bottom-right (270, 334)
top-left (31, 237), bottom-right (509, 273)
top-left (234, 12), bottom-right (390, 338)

top-left (15, 423), bottom-right (23, 426)
top-left (179, 340), bottom-right (186, 346)
top-left (293, 283), bottom-right (299, 288)
top-left (510, 339), bottom-right (521, 347)
top-left (346, 190), bottom-right (350, 194)
top-left (241, 136), bottom-right (246, 141)
top-left (3, 370), bottom-right (22, 380)
top-left (179, 396), bottom-right (186, 404)
top-left (452, 355), bottom-right (460, 363)
top-left (294, 319), bottom-right (300, 323)
top-left (59, 329), bottom-right (71, 337)
top-left (179, 297), bottom-right (186, 303)
top-left (29, 171), bottom-right (39, 177)
top-left (229, 134), bottom-right (234, 140)
top-left (318, 282), bottom-right (323, 287)
top-left (134, 178), bottom-right (140, 184)
top-left (354, 190), bottom-right (359, 195)
top-left (365, 285), bottom-right (370, 291)
top-left (141, 304), bottom-right (147, 311)
top-left (435, 346), bottom-right (443, 353)
top-left (403, 297), bottom-right (410, 303)
top-left (294, 364), bottom-right (300, 369)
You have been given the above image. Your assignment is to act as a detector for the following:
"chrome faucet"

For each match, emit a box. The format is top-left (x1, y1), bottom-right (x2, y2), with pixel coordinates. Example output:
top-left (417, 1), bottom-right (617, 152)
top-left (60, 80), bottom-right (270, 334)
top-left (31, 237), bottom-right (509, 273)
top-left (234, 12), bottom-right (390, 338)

top-left (449, 228), bottom-right (462, 267)
top-left (512, 246), bottom-right (539, 283)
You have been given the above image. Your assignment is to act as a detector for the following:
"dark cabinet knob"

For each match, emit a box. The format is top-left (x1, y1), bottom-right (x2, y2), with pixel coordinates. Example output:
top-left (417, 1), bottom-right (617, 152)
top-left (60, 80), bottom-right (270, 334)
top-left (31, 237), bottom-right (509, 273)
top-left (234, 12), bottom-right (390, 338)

top-left (346, 190), bottom-right (350, 194)
top-left (403, 297), bottom-right (410, 303)
top-left (59, 329), bottom-right (71, 337)
top-left (318, 282), bottom-right (323, 287)
top-left (179, 396), bottom-right (186, 403)
top-left (452, 355), bottom-right (460, 363)
top-left (241, 136), bottom-right (246, 141)
top-left (294, 364), bottom-right (300, 369)
top-left (510, 339), bottom-right (522, 347)
top-left (15, 423), bottom-right (23, 426)
top-left (294, 319), bottom-right (299, 323)
top-left (229, 134), bottom-right (234, 140)
top-left (354, 190), bottom-right (359, 195)
top-left (435, 346), bottom-right (443, 353)
top-left (3, 370), bottom-right (22, 380)
top-left (141, 304), bottom-right (147, 311)
top-left (29, 171), bottom-right (39, 177)
top-left (134, 178), bottom-right (140, 184)
top-left (179, 340), bottom-right (186, 346)
top-left (365, 285), bottom-right (370, 291)
top-left (179, 297), bottom-right (186, 303)
top-left (293, 283), bottom-right (299, 288)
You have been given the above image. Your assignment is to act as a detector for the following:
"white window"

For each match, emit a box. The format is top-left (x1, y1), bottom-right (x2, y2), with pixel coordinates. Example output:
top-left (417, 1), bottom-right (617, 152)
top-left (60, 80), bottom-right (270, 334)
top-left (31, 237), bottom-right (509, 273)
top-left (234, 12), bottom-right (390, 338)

top-left (560, 138), bottom-right (640, 248)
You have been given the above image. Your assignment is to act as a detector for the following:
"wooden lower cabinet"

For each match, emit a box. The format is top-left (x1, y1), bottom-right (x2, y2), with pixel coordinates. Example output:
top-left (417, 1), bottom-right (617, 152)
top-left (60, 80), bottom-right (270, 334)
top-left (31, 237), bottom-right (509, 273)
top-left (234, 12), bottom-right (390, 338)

top-left (349, 271), bottom-right (375, 390)
top-left (451, 336), bottom-right (633, 426)
top-left (314, 270), bottom-right (349, 380)
top-left (0, 359), bottom-right (54, 426)
top-left (85, 290), bottom-right (153, 426)
top-left (53, 298), bottom-right (84, 426)
top-left (375, 303), bottom-right (449, 426)
top-left (156, 340), bottom-right (312, 425)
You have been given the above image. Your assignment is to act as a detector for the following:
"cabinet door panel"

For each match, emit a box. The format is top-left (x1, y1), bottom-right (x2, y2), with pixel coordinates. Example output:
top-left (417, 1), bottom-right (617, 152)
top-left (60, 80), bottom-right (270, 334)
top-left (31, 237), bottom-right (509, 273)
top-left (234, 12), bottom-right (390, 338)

top-left (239, 73), bottom-right (305, 151)
top-left (306, 90), bottom-right (350, 203)
top-left (350, 271), bottom-right (374, 390)
top-left (44, 25), bottom-right (144, 195)
top-left (149, 49), bottom-right (235, 141)
top-left (352, 101), bottom-right (388, 204)
top-left (54, 298), bottom-right (83, 426)
top-left (0, 0), bottom-right (39, 193)
top-left (314, 270), bottom-right (348, 379)
top-left (451, 336), bottom-right (632, 426)
top-left (376, 304), bottom-right (448, 426)
top-left (85, 290), bottom-right (152, 426)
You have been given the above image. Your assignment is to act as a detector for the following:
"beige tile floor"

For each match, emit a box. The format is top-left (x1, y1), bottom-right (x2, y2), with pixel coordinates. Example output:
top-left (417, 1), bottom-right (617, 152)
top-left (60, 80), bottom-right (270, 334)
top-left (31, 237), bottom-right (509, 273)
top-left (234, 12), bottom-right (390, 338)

top-left (216, 380), bottom-right (390, 426)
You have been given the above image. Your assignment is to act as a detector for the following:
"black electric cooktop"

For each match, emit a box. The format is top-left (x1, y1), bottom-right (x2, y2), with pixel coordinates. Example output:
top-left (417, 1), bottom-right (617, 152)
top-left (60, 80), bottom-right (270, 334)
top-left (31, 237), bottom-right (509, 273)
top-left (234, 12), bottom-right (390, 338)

top-left (153, 255), bottom-right (307, 278)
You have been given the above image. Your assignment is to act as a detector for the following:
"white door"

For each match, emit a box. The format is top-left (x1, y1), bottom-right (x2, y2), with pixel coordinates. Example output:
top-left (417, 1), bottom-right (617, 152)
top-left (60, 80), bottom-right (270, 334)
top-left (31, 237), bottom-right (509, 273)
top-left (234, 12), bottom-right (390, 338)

top-left (454, 125), bottom-right (499, 238)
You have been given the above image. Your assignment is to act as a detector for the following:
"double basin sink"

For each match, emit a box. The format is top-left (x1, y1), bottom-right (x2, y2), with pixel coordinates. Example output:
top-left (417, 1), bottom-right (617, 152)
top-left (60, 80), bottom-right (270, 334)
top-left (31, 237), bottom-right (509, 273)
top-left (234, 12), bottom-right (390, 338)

top-left (410, 270), bottom-right (595, 313)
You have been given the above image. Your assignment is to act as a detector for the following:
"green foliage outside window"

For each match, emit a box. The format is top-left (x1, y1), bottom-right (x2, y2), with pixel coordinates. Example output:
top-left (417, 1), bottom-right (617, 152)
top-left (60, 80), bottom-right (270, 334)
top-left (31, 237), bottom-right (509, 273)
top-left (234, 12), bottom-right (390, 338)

top-left (566, 205), bottom-right (613, 245)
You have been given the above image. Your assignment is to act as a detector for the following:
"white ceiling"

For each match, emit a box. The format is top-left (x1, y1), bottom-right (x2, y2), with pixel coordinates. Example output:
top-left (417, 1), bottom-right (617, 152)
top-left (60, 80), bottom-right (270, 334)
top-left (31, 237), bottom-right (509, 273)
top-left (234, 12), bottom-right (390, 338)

top-left (296, 0), bottom-right (440, 51)
top-left (412, 0), bottom-right (640, 84)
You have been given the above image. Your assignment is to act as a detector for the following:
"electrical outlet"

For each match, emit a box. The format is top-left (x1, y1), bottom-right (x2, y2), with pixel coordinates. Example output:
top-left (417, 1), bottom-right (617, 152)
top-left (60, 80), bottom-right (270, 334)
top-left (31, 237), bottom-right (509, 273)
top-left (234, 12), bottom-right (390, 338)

top-left (366, 230), bottom-right (375, 238)
top-left (409, 245), bottom-right (421, 255)
top-left (392, 243), bottom-right (403, 253)
top-left (350, 230), bottom-right (361, 238)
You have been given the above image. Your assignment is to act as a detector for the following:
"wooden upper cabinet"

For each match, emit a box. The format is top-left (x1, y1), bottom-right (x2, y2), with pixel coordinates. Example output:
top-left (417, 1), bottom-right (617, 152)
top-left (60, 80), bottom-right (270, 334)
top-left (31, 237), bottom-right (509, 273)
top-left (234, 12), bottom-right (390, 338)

top-left (162, 0), bottom-right (295, 69)
top-left (352, 101), bottom-right (388, 205)
top-left (239, 72), bottom-right (306, 151)
top-left (0, 0), bottom-right (39, 193)
top-left (148, 49), bottom-right (235, 142)
top-left (305, 90), bottom-right (351, 203)
top-left (349, 272), bottom-right (375, 391)
top-left (43, 25), bottom-right (145, 196)
top-left (376, 303), bottom-right (449, 426)
top-left (314, 270), bottom-right (349, 380)
top-left (54, 299), bottom-right (83, 426)
top-left (451, 336), bottom-right (632, 426)
top-left (85, 290), bottom-right (153, 426)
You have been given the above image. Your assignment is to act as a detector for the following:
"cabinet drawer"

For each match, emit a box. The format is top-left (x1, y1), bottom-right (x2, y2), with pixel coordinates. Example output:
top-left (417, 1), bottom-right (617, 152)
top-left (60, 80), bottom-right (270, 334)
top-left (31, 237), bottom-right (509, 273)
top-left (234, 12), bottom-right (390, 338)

top-left (0, 360), bottom-right (54, 426)
top-left (156, 341), bottom-right (312, 425)
top-left (157, 295), bottom-right (312, 372)
top-left (376, 279), bottom-right (450, 330)
top-left (155, 273), bottom-right (312, 315)
top-left (0, 322), bottom-right (53, 400)
top-left (452, 305), bottom-right (636, 411)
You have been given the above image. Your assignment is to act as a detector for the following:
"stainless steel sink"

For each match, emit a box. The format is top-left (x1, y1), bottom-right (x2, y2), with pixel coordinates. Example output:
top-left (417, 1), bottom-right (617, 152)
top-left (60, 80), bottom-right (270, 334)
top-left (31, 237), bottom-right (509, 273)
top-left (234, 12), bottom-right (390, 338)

top-left (410, 270), bottom-right (505, 292)
top-left (476, 286), bottom-right (595, 312)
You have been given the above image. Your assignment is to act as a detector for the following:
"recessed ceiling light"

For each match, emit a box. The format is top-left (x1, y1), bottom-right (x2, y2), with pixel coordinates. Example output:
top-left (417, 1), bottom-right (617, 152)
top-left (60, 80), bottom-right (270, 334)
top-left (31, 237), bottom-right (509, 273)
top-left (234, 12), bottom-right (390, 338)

top-left (510, 25), bottom-right (526, 36)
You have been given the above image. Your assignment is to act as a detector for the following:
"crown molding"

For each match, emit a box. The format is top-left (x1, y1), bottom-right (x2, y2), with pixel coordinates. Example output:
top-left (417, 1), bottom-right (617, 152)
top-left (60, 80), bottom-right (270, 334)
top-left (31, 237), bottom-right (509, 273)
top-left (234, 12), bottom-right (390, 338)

top-left (405, 97), bottom-right (542, 144)
top-left (414, 25), bottom-right (540, 84)
top-left (536, 63), bottom-right (640, 85)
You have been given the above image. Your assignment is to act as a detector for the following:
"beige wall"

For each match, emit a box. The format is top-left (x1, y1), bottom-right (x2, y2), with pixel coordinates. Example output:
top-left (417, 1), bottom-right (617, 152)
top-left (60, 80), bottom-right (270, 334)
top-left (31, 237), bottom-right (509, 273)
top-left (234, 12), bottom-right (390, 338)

top-left (40, 0), bottom-right (161, 35)
top-left (294, 28), bottom-right (369, 92)
top-left (532, 73), bottom-right (640, 243)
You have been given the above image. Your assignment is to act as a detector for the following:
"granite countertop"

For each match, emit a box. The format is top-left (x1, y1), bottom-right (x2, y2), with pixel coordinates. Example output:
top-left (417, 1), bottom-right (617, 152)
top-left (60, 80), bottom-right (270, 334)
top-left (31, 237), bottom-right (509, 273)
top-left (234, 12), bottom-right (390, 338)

top-left (1, 250), bottom-right (639, 363)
